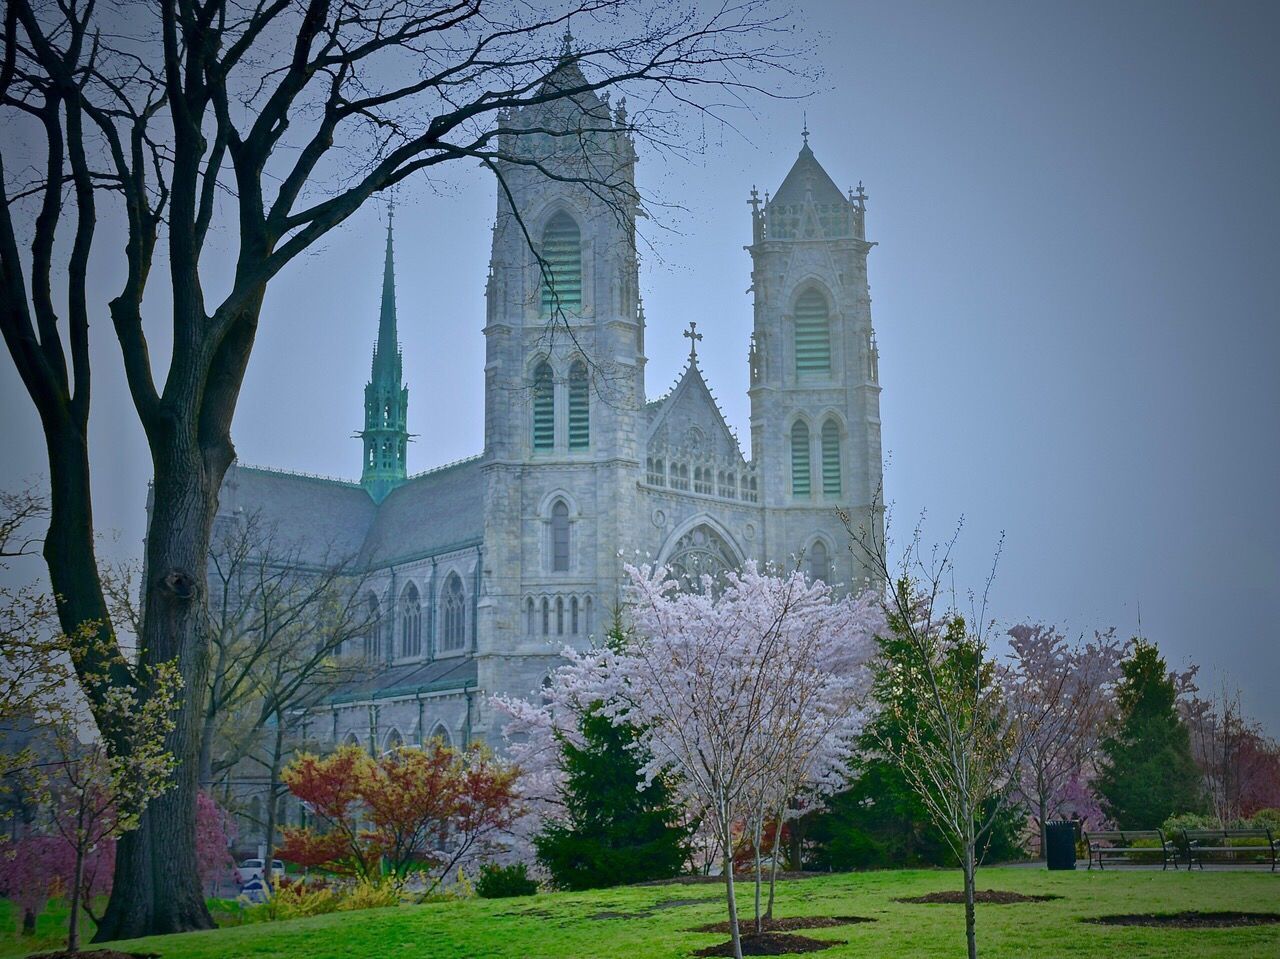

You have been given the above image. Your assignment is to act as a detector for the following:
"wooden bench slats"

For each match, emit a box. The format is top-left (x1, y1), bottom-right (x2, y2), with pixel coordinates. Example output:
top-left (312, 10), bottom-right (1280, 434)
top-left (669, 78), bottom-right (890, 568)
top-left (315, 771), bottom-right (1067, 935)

top-left (1183, 828), bottom-right (1277, 871)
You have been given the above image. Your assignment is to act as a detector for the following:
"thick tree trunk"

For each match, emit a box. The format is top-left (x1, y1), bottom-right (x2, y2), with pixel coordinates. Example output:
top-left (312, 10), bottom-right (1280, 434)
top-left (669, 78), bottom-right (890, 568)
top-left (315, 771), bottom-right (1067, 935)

top-left (94, 454), bottom-right (220, 941)
top-left (68, 845), bottom-right (85, 952)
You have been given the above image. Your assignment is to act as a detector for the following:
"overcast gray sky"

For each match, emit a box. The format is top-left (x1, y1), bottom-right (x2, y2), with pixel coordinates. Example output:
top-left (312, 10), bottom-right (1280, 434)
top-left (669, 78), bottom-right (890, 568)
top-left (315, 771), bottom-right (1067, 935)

top-left (2, 1), bottom-right (1277, 728)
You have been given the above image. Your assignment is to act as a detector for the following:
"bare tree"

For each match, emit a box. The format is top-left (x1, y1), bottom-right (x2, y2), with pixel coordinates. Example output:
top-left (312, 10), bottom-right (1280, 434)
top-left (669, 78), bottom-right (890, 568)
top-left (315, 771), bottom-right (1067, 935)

top-left (0, 0), bottom-right (799, 938)
top-left (845, 505), bottom-right (1038, 959)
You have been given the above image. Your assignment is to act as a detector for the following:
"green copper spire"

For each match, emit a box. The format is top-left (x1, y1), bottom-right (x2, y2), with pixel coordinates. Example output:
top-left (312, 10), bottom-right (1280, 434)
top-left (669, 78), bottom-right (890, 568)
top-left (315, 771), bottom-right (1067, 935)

top-left (360, 204), bottom-right (409, 503)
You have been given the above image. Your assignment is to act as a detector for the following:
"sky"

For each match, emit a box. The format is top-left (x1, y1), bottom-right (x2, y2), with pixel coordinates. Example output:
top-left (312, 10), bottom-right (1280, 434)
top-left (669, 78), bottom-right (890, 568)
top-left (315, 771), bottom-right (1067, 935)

top-left (2, 1), bottom-right (1278, 727)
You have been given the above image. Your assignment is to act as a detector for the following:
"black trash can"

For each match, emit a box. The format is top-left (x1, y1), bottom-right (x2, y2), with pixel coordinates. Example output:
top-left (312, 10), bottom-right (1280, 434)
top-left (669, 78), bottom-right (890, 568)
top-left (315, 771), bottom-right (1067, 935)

top-left (1045, 820), bottom-right (1077, 870)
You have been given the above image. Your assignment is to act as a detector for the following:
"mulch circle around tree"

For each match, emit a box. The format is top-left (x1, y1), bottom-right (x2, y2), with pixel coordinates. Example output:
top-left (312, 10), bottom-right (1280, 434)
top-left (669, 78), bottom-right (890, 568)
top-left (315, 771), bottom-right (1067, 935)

top-left (1085, 911), bottom-right (1280, 929)
top-left (896, 890), bottom-right (1062, 905)
top-left (29, 951), bottom-right (160, 959)
top-left (691, 916), bottom-right (876, 933)
top-left (692, 932), bottom-right (843, 956)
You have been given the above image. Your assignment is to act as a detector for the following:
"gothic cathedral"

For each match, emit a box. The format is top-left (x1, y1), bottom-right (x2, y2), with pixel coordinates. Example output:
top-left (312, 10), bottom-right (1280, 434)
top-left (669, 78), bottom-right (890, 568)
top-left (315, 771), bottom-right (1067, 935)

top-left (212, 56), bottom-right (884, 752)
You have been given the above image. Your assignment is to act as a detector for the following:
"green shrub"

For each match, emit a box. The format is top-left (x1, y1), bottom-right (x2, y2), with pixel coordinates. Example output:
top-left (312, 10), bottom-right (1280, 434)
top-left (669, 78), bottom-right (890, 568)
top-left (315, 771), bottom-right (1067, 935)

top-left (338, 878), bottom-right (400, 911)
top-left (475, 863), bottom-right (538, 899)
top-left (244, 879), bottom-right (341, 922)
top-left (1249, 808), bottom-right (1280, 830)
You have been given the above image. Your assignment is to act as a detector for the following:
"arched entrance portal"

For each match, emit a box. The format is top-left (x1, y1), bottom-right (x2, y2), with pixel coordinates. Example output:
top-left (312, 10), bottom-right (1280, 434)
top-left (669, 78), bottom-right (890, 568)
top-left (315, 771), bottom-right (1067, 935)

top-left (658, 518), bottom-right (744, 593)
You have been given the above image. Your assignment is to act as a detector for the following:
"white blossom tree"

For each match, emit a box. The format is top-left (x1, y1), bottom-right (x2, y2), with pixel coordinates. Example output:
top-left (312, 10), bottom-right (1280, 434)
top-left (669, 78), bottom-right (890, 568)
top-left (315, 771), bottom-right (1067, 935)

top-left (501, 562), bottom-right (881, 959)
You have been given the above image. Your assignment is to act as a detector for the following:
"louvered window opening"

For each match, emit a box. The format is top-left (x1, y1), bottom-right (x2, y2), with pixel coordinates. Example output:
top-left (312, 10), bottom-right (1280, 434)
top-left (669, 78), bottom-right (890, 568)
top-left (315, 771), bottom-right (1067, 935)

top-left (794, 290), bottom-right (831, 375)
top-left (532, 363), bottom-right (554, 450)
top-left (568, 362), bottom-right (589, 449)
top-left (540, 213), bottom-right (582, 315)
top-left (791, 421), bottom-right (811, 497)
top-left (822, 419), bottom-right (842, 496)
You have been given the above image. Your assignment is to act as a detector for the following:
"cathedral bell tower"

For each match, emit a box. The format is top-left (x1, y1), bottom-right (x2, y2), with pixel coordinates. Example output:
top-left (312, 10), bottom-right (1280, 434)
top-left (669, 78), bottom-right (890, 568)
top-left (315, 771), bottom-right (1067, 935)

top-left (359, 207), bottom-right (410, 504)
top-left (747, 128), bottom-right (884, 586)
top-left (478, 37), bottom-right (644, 667)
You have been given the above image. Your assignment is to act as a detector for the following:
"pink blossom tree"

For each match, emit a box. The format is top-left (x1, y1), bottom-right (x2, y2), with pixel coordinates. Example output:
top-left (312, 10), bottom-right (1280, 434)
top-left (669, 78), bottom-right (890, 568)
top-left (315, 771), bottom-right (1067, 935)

top-left (1004, 624), bottom-right (1123, 853)
top-left (195, 791), bottom-right (238, 895)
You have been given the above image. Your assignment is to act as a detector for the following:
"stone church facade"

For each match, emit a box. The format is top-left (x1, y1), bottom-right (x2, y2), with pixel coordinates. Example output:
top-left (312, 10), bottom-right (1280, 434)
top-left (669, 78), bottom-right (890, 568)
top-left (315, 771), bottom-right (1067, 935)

top-left (215, 59), bottom-right (884, 754)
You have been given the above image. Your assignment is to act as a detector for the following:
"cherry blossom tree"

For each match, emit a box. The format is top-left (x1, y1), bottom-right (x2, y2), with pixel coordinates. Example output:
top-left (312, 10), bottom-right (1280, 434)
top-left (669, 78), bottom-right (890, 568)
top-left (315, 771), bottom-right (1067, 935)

top-left (1004, 624), bottom-right (1123, 854)
top-left (501, 563), bottom-right (880, 959)
top-left (195, 791), bottom-right (237, 895)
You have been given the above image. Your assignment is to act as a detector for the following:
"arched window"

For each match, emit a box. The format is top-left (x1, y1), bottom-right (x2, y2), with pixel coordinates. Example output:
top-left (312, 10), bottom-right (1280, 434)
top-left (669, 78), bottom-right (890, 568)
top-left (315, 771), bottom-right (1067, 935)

top-left (571, 596), bottom-right (580, 634)
top-left (430, 724), bottom-right (452, 748)
top-left (821, 418), bottom-right (842, 496)
top-left (584, 596), bottom-right (594, 637)
top-left (726, 471), bottom-right (737, 499)
top-left (791, 420), bottom-right (811, 497)
top-left (794, 289), bottom-right (831, 375)
top-left (526, 597), bottom-right (536, 635)
top-left (441, 573), bottom-right (466, 652)
top-left (399, 583), bottom-right (421, 658)
top-left (556, 596), bottom-right (565, 636)
top-left (808, 540), bottom-right (830, 583)
top-left (540, 212), bottom-right (582, 314)
top-left (384, 728), bottom-right (404, 753)
top-left (541, 598), bottom-right (550, 635)
top-left (551, 500), bottom-right (570, 572)
top-left (532, 361), bottom-right (554, 451)
top-left (568, 361), bottom-right (589, 450)
top-left (364, 595), bottom-right (382, 661)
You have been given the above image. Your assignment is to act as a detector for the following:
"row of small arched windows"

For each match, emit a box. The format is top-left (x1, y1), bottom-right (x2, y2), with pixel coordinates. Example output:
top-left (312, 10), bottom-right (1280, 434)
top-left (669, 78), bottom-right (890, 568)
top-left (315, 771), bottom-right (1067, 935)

top-left (645, 458), bottom-right (758, 502)
top-left (526, 594), bottom-right (594, 638)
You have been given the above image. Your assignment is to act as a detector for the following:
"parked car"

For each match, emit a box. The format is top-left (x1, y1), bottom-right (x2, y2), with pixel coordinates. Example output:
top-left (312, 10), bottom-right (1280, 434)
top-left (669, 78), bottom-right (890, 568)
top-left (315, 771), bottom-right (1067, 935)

top-left (234, 858), bottom-right (284, 886)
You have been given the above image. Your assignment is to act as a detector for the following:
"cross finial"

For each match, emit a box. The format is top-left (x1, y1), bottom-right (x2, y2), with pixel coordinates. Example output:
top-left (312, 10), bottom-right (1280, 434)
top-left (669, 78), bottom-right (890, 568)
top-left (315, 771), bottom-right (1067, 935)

top-left (561, 23), bottom-right (573, 57)
top-left (683, 321), bottom-right (703, 361)
top-left (802, 111), bottom-right (809, 146)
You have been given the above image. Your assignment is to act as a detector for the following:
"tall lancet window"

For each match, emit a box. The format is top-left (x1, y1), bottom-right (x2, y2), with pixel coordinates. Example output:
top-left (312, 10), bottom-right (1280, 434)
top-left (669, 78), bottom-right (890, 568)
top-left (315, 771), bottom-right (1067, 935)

top-left (821, 418), bottom-right (842, 496)
top-left (532, 361), bottom-right (554, 451)
top-left (540, 212), bottom-right (582, 315)
top-left (794, 289), bottom-right (831, 375)
top-left (807, 540), bottom-right (829, 584)
top-left (791, 420), bottom-right (811, 498)
top-left (568, 361), bottom-right (589, 450)
top-left (399, 583), bottom-right (421, 658)
top-left (551, 500), bottom-right (570, 573)
top-left (441, 573), bottom-right (466, 651)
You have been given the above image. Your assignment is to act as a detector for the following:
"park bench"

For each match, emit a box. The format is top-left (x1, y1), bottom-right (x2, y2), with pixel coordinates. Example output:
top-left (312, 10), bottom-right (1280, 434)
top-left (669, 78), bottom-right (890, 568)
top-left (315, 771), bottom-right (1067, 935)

top-left (1084, 829), bottom-right (1177, 870)
top-left (1182, 828), bottom-right (1278, 871)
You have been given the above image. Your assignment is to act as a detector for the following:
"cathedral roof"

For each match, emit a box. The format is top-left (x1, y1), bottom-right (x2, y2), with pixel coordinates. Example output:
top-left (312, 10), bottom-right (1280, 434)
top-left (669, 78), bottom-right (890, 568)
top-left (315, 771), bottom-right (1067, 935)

top-left (646, 354), bottom-right (747, 465)
top-left (329, 655), bottom-right (478, 705)
top-left (358, 455), bottom-right (484, 566)
top-left (771, 139), bottom-right (848, 209)
top-left (220, 463), bottom-right (375, 564)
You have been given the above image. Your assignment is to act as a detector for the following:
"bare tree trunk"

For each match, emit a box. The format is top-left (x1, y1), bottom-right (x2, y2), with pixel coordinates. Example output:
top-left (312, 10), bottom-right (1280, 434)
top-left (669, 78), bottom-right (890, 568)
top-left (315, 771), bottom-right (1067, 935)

top-left (722, 818), bottom-right (744, 959)
top-left (68, 844), bottom-right (86, 952)
top-left (963, 833), bottom-right (978, 959)
top-left (261, 712), bottom-right (286, 894)
top-left (765, 797), bottom-right (787, 919)
top-left (752, 815), bottom-right (763, 933)
top-left (94, 458), bottom-right (220, 941)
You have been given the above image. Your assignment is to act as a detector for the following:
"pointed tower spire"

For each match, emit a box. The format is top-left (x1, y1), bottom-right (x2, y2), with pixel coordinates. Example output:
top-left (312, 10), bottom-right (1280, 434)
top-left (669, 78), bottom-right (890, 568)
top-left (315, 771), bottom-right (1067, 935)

top-left (360, 200), bottom-right (409, 503)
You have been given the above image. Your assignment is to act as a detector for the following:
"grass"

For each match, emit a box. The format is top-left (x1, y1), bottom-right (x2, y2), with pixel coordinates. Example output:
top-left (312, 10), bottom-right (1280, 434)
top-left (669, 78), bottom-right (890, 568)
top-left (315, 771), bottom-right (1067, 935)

top-left (3, 868), bottom-right (1278, 959)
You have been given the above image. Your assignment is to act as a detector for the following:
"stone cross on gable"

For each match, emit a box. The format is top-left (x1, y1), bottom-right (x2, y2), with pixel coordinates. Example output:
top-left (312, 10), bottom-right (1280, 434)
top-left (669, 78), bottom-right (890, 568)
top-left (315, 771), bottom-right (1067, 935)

top-left (683, 321), bottom-right (703, 361)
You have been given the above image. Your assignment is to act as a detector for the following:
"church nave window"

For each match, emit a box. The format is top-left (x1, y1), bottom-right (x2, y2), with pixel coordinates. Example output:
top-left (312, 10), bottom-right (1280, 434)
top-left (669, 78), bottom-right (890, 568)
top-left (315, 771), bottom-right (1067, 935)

top-left (364, 595), bottom-right (382, 661)
top-left (794, 288), bottom-right (832, 376)
top-left (571, 596), bottom-right (579, 634)
top-left (527, 597), bottom-right (536, 635)
top-left (532, 362), bottom-right (554, 451)
top-left (556, 597), bottom-right (565, 636)
top-left (807, 539), bottom-right (830, 584)
top-left (551, 500), bottom-right (571, 572)
top-left (539, 212), bottom-right (582, 315)
top-left (821, 418), bottom-right (842, 497)
top-left (694, 466), bottom-right (713, 495)
top-left (568, 361), bottom-right (589, 450)
top-left (399, 583), bottom-right (422, 658)
top-left (541, 598), bottom-right (550, 636)
top-left (441, 573), bottom-right (466, 652)
top-left (791, 421), bottom-right (811, 498)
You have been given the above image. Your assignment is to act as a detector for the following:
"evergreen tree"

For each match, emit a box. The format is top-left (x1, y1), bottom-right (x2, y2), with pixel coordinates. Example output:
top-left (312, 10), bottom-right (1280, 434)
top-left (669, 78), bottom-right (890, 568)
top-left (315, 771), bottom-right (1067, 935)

top-left (534, 710), bottom-right (691, 890)
top-left (1096, 640), bottom-right (1204, 828)
top-left (534, 615), bottom-right (691, 890)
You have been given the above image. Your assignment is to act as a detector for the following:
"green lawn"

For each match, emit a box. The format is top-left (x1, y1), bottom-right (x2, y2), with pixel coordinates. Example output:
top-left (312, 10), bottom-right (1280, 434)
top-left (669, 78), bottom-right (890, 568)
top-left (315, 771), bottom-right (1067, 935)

top-left (4, 868), bottom-right (1279, 958)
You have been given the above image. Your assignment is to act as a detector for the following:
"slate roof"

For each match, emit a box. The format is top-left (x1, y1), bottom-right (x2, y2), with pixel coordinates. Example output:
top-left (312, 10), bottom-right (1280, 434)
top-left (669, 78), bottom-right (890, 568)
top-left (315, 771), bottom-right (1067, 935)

top-left (359, 456), bottom-right (484, 566)
top-left (220, 455), bottom-right (484, 572)
top-left (771, 142), bottom-right (848, 208)
top-left (329, 656), bottom-right (478, 704)
top-left (221, 463), bottom-right (376, 564)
